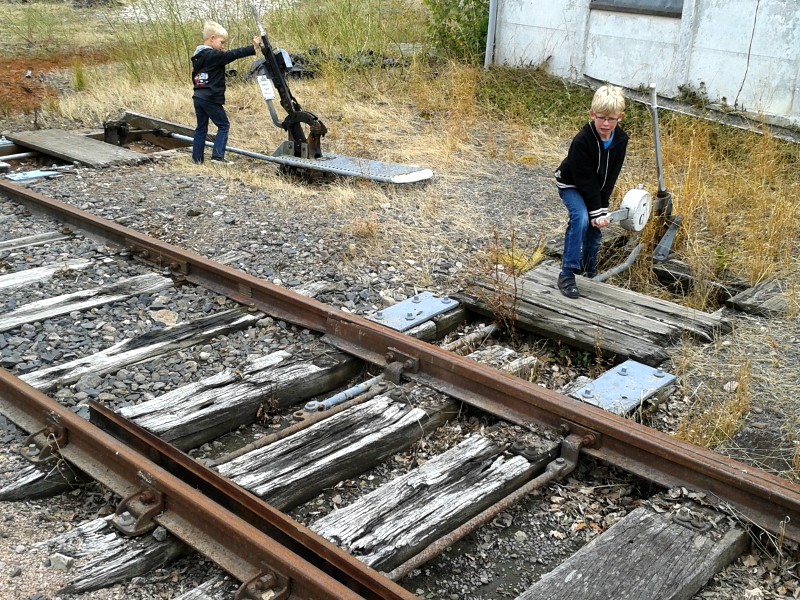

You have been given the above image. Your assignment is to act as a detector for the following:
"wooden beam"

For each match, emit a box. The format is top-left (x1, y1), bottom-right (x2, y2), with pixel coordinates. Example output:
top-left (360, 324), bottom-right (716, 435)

top-left (515, 505), bottom-right (747, 600)
top-left (119, 350), bottom-right (362, 450)
top-left (312, 434), bottom-right (557, 571)
top-left (0, 273), bottom-right (172, 333)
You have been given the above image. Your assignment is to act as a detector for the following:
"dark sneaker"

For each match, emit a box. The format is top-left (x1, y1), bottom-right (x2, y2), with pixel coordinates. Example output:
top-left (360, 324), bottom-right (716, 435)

top-left (558, 273), bottom-right (579, 299)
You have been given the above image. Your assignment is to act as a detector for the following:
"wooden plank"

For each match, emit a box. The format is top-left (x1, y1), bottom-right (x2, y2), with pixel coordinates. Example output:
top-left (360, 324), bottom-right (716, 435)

top-left (0, 258), bottom-right (94, 292)
top-left (0, 273), bottom-right (172, 333)
top-left (122, 110), bottom-right (203, 140)
top-left (216, 395), bottom-right (457, 510)
top-left (726, 276), bottom-right (788, 316)
top-left (7, 129), bottom-right (147, 168)
top-left (652, 258), bottom-right (747, 301)
top-left (460, 279), bottom-right (669, 365)
top-left (34, 516), bottom-right (189, 594)
top-left (118, 349), bottom-right (361, 450)
top-left (0, 231), bottom-right (72, 251)
top-left (0, 462), bottom-right (86, 501)
top-left (460, 261), bottom-right (728, 365)
top-left (515, 505), bottom-right (747, 600)
top-left (174, 576), bottom-right (237, 600)
top-left (21, 308), bottom-right (262, 393)
top-left (524, 263), bottom-right (727, 338)
top-left (312, 434), bottom-right (557, 571)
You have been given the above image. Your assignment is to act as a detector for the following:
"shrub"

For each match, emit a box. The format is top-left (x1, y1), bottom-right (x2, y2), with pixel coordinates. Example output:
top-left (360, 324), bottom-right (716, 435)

top-left (423, 0), bottom-right (489, 64)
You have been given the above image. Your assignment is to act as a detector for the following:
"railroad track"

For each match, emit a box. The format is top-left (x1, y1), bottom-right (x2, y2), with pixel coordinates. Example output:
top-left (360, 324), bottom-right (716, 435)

top-left (1, 178), bottom-right (799, 599)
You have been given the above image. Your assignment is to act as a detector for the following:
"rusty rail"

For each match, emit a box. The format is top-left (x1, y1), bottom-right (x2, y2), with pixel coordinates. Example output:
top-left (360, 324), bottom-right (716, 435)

top-left (2, 179), bottom-right (799, 544)
top-left (0, 369), bottom-right (416, 600)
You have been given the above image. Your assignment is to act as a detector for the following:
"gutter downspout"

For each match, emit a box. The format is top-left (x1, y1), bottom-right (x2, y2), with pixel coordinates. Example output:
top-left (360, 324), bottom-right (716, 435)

top-left (484, 0), bottom-right (498, 70)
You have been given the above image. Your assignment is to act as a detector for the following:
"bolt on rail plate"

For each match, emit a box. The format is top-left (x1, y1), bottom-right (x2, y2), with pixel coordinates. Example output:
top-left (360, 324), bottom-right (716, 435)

top-left (570, 359), bottom-right (676, 415)
top-left (367, 292), bottom-right (458, 332)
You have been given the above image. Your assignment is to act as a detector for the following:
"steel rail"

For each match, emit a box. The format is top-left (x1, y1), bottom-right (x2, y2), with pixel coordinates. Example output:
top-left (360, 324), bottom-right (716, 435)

top-left (2, 179), bottom-right (799, 543)
top-left (0, 369), bottom-right (417, 600)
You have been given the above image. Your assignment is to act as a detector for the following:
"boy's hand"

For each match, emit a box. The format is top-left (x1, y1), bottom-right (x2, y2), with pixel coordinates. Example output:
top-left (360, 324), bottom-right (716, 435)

top-left (592, 217), bottom-right (610, 228)
top-left (253, 36), bottom-right (262, 50)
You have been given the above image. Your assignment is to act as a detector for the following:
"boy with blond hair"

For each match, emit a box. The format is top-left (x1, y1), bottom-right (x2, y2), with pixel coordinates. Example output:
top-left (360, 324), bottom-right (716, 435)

top-left (191, 21), bottom-right (261, 164)
top-left (554, 85), bottom-right (628, 298)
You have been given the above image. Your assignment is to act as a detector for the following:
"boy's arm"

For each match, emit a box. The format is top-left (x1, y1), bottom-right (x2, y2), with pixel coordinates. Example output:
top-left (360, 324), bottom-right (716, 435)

top-left (201, 46), bottom-right (257, 69)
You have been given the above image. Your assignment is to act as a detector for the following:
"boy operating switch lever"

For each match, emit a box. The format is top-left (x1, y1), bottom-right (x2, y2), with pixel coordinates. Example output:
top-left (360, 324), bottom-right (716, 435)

top-left (191, 21), bottom-right (262, 164)
top-left (554, 85), bottom-right (629, 298)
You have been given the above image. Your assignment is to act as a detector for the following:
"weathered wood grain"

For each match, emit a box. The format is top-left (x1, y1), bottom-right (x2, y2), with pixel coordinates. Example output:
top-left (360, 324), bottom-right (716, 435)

top-left (312, 435), bottom-right (549, 570)
top-left (119, 349), bottom-right (361, 450)
top-left (524, 263), bottom-right (728, 337)
top-left (0, 231), bottom-right (72, 252)
top-left (0, 461), bottom-right (86, 501)
top-left (461, 278), bottom-right (669, 365)
top-left (35, 516), bottom-right (188, 594)
top-left (515, 506), bottom-right (747, 600)
top-left (216, 395), bottom-right (456, 510)
top-left (0, 259), bottom-right (95, 292)
top-left (174, 576), bottom-right (236, 600)
top-left (8, 129), bottom-right (148, 168)
top-left (0, 273), bottom-right (172, 333)
top-left (22, 308), bottom-right (262, 393)
top-left (726, 276), bottom-right (788, 316)
top-left (460, 262), bottom-right (728, 365)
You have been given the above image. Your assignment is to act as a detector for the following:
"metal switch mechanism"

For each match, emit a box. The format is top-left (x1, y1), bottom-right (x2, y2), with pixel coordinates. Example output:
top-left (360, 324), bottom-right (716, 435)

top-left (608, 185), bottom-right (653, 232)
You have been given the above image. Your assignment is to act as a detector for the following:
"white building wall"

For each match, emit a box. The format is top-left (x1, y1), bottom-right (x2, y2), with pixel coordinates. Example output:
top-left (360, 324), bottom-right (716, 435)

top-left (492, 0), bottom-right (800, 126)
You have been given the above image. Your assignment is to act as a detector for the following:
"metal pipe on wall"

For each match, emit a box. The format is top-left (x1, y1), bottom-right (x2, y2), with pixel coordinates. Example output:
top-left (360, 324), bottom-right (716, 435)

top-left (484, 0), bottom-right (498, 70)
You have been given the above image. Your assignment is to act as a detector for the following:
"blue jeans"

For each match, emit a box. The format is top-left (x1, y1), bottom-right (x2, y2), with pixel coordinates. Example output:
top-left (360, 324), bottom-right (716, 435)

top-left (560, 188), bottom-right (602, 278)
top-left (192, 98), bottom-right (230, 163)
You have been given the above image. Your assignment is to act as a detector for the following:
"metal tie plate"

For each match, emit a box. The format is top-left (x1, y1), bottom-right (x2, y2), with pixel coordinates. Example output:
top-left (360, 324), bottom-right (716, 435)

top-left (571, 359), bottom-right (676, 415)
top-left (367, 292), bottom-right (458, 332)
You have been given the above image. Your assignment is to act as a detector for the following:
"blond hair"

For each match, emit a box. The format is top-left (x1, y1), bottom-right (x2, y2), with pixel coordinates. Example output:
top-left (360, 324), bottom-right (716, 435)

top-left (203, 21), bottom-right (228, 41)
top-left (591, 85), bottom-right (625, 115)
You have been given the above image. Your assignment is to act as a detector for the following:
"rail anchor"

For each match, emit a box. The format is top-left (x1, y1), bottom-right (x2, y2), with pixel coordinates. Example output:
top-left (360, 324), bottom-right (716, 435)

top-left (383, 347), bottom-right (419, 384)
top-left (235, 568), bottom-right (290, 600)
top-left (113, 484), bottom-right (165, 537)
top-left (20, 419), bottom-right (67, 464)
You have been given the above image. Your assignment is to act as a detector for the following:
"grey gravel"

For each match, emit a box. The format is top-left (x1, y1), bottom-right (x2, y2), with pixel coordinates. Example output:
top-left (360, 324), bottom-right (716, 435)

top-left (0, 154), bottom-right (797, 599)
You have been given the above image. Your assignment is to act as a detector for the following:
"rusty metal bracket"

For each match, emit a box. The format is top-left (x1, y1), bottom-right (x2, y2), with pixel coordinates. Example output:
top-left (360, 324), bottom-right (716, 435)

top-left (20, 418), bottom-right (67, 465)
top-left (235, 568), bottom-right (290, 600)
top-left (112, 478), bottom-right (165, 537)
top-left (672, 507), bottom-right (712, 533)
top-left (383, 347), bottom-right (419, 384)
top-left (123, 237), bottom-right (188, 274)
top-left (559, 419), bottom-right (601, 448)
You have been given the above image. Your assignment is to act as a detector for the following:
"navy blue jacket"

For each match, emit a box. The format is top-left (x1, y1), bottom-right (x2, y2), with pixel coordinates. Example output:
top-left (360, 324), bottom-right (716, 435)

top-left (192, 44), bottom-right (256, 105)
top-left (555, 121), bottom-right (629, 221)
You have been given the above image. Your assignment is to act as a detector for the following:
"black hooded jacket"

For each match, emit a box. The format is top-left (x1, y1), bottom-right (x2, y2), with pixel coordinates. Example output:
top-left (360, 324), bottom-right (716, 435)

top-left (554, 121), bottom-right (629, 220)
top-left (191, 44), bottom-right (256, 105)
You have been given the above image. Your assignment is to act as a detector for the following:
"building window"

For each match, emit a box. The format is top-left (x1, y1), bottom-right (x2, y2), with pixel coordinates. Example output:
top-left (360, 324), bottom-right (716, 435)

top-left (590, 0), bottom-right (683, 18)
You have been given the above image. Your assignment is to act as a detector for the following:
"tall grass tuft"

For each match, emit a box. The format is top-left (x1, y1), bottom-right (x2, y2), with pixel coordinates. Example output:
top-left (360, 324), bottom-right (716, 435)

top-left (73, 60), bottom-right (87, 91)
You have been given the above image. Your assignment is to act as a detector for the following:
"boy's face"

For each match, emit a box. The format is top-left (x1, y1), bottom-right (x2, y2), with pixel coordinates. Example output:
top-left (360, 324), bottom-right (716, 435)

top-left (589, 111), bottom-right (623, 141)
top-left (209, 35), bottom-right (227, 51)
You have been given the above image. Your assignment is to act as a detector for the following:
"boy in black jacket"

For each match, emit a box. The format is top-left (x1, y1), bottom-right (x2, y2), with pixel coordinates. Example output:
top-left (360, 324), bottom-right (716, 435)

top-left (191, 21), bottom-right (261, 164)
top-left (554, 85), bottom-right (629, 298)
